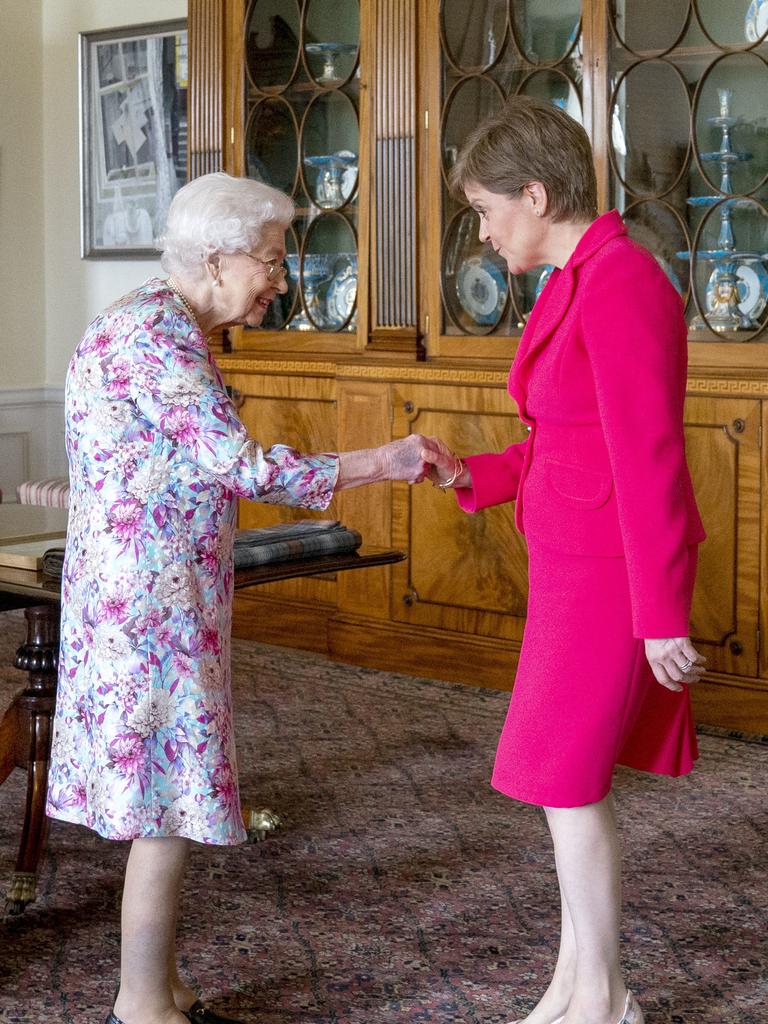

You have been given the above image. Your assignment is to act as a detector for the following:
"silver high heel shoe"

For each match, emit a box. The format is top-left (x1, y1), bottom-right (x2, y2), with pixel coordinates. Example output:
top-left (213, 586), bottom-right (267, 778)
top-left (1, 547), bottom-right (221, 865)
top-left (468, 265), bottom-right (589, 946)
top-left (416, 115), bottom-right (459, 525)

top-left (618, 990), bottom-right (644, 1024)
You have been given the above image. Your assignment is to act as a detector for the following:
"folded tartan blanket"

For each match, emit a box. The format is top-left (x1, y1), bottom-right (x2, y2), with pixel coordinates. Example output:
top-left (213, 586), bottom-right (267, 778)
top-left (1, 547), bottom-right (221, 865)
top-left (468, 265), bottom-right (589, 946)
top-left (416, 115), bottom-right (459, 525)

top-left (42, 548), bottom-right (65, 578)
top-left (233, 519), bottom-right (362, 569)
top-left (40, 522), bottom-right (361, 579)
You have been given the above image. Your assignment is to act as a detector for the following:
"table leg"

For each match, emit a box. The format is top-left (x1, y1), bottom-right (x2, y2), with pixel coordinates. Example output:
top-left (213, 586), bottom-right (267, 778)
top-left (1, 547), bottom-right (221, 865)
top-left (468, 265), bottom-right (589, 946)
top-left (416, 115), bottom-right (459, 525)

top-left (4, 605), bottom-right (59, 916)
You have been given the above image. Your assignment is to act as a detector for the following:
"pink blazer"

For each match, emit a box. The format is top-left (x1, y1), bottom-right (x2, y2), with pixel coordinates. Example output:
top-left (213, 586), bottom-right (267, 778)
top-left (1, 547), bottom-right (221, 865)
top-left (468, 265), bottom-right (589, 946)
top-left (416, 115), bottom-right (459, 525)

top-left (456, 210), bottom-right (706, 639)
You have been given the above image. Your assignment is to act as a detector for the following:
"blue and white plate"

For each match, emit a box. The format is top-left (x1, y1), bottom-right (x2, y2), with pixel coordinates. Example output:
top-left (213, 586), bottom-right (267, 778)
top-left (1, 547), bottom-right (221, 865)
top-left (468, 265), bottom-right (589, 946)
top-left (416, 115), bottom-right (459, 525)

top-left (456, 255), bottom-right (508, 325)
top-left (745, 0), bottom-right (768, 42)
top-left (736, 262), bottom-right (768, 319)
top-left (326, 258), bottom-right (358, 327)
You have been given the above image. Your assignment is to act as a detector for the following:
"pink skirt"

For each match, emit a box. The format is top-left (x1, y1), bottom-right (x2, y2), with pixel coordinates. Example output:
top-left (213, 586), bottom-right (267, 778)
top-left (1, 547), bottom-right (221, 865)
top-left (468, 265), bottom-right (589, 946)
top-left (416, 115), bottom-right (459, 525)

top-left (491, 539), bottom-right (699, 807)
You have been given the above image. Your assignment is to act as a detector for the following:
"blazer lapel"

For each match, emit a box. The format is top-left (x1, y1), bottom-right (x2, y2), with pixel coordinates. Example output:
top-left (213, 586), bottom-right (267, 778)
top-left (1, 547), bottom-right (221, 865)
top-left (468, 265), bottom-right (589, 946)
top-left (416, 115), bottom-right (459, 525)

top-left (508, 210), bottom-right (629, 408)
top-left (508, 266), bottom-right (575, 407)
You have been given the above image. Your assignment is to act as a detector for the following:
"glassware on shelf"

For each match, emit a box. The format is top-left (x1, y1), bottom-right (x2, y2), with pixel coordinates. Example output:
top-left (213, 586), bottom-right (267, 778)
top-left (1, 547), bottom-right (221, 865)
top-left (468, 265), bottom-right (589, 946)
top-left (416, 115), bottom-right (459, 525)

top-left (326, 253), bottom-right (358, 329)
top-left (303, 150), bottom-right (357, 208)
top-left (677, 89), bottom-right (768, 334)
top-left (745, 0), bottom-right (768, 42)
top-left (284, 253), bottom-right (335, 330)
top-left (305, 42), bottom-right (357, 82)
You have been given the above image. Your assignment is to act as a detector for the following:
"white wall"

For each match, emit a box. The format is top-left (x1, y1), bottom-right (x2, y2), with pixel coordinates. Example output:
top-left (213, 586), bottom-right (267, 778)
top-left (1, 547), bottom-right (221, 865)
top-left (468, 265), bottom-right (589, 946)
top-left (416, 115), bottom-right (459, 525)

top-left (0, 0), bottom-right (185, 498)
top-left (0, 0), bottom-right (45, 391)
top-left (43, 0), bottom-right (186, 388)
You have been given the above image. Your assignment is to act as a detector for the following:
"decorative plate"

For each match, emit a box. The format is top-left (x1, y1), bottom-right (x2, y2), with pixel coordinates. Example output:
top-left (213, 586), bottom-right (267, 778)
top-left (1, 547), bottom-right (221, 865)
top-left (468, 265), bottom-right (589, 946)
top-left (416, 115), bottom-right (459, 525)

top-left (736, 262), bottom-right (768, 320)
top-left (745, 0), bottom-right (768, 42)
top-left (455, 255), bottom-right (508, 325)
top-left (326, 260), bottom-right (357, 327)
top-left (705, 261), bottom-right (768, 321)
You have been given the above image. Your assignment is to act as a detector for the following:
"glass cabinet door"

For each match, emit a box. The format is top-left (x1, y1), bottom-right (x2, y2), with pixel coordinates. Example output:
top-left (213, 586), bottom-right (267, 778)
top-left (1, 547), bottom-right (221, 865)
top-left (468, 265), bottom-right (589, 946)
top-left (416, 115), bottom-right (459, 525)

top-left (243, 0), bottom-right (361, 337)
top-left (435, 0), bottom-right (583, 352)
top-left (607, 0), bottom-right (768, 340)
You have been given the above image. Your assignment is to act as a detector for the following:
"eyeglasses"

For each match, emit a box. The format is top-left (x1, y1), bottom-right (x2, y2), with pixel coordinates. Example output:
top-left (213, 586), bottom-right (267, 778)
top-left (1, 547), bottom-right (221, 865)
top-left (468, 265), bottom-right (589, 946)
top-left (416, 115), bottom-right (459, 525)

top-left (244, 253), bottom-right (288, 281)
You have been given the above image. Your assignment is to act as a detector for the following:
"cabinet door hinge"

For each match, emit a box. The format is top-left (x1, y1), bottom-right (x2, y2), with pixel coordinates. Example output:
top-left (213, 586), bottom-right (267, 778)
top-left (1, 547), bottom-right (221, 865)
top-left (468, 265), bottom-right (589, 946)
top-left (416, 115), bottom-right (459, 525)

top-left (424, 109), bottom-right (429, 131)
top-left (231, 127), bottom-right (235, 146)
top-left (424, 313), bottom-right (430, 337)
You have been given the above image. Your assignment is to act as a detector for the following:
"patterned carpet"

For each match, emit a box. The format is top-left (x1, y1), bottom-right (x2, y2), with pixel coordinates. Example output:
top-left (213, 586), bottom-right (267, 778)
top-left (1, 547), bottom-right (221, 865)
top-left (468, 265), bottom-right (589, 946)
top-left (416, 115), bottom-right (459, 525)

top-left (0, 609), bottom-right (766, 1024)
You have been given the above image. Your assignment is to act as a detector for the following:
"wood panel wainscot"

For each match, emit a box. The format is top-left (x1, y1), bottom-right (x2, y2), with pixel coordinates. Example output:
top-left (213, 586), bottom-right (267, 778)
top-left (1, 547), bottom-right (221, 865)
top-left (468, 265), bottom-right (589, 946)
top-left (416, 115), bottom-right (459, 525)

top-left (220, 357), bottom-right (768, 734)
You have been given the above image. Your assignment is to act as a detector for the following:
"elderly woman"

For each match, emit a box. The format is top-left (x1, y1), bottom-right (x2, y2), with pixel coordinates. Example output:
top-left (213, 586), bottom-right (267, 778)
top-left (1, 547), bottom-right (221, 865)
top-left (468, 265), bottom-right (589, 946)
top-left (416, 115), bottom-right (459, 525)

top-left (423, 98), bottom-right (707, 1024)
top-left (46, 172), bottom-right (428, 1024)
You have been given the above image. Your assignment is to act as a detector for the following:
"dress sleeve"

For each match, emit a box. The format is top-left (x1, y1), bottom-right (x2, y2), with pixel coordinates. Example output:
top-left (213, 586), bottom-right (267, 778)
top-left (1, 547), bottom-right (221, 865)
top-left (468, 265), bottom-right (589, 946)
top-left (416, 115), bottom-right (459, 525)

top-left (580, 249), bottom-right (698, 638)
top-left (129, 323), bottom-right (339, 510)
top-left (454, 443), bottom-right (529, 513)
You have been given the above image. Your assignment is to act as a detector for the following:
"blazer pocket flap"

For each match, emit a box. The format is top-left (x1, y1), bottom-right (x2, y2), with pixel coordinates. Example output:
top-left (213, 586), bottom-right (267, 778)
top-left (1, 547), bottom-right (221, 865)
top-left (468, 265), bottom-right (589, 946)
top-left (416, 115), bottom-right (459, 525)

top-left (544, 460), bottom-right (613, 510)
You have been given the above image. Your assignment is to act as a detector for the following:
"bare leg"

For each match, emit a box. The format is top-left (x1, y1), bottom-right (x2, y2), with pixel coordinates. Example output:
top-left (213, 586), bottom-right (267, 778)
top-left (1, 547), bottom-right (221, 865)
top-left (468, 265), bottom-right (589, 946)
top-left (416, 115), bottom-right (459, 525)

top-left (517, 873), bottom-right (577, 1024)
top-left (113, 837), bottom-right (192, 1024)
top-left (548, 793), bottom-right (627, 1024)
top-left (517, 794), bottom-right (626, 1024)
top-left (168, 955), bottom-right (199, 1014)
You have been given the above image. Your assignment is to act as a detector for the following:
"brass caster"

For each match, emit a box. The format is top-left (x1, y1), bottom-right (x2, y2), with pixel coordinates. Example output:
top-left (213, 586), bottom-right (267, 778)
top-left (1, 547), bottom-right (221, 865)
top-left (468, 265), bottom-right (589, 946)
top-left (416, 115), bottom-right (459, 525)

top-left (244, 807), bottom-right (281, 843)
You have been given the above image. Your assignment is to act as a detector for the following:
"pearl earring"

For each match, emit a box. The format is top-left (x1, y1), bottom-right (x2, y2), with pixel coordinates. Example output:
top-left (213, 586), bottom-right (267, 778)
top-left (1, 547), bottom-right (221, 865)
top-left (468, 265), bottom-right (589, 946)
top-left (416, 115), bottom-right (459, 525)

top-left (534, 208), bottom-right (542, 217)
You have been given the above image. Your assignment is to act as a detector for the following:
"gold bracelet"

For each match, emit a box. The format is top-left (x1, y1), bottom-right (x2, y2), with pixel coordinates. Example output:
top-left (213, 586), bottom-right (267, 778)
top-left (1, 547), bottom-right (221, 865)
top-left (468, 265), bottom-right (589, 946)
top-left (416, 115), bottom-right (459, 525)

top-left (438, 455), bottom-right (465, 489)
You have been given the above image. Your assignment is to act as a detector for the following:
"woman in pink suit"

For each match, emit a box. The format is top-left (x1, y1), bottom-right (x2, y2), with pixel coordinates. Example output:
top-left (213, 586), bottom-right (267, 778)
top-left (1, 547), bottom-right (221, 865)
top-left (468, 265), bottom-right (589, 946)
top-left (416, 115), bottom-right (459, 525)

top-left (424, 97), bottom-right (707, 1024)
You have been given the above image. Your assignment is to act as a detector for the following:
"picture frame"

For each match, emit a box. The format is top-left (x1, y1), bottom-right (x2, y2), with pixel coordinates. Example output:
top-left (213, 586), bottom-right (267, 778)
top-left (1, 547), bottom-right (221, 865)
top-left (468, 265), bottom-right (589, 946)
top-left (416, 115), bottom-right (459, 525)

top-left (79, 19), bottom-right (188, 259)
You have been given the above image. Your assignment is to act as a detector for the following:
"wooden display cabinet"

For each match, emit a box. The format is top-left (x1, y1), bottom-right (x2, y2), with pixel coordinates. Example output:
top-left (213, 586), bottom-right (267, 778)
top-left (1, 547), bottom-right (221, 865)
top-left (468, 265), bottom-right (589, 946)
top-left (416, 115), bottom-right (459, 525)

top-left (189, 0), bottom-right (768, 732)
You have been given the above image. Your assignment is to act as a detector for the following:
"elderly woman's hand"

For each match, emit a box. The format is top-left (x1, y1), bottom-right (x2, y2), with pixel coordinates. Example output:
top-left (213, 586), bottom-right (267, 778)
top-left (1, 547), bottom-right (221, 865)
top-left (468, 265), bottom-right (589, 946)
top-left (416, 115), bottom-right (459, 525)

top-left (644, 637), bottom-right (706, 692)
top-left (336, 435), bottom-right (431, 490)
top-left (379, 435), bottom-right (430, 484)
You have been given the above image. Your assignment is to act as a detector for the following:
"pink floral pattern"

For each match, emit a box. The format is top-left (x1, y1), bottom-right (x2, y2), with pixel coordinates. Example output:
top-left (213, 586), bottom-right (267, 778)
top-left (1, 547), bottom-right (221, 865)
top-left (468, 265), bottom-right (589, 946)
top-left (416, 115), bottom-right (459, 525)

top-left (46, 279), bottom-right (339, 845)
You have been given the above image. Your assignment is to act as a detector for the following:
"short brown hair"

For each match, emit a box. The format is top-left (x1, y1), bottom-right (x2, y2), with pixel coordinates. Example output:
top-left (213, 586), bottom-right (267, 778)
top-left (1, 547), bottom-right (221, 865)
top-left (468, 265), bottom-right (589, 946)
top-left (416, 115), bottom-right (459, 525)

top-left (449, 95), bottom-right (598, 223)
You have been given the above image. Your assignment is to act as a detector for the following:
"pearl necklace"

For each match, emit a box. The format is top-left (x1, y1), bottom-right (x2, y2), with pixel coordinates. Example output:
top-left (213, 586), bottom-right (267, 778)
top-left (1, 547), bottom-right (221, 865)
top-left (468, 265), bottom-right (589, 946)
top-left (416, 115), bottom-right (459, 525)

top-left (167, 277), bottom-right (201, 330)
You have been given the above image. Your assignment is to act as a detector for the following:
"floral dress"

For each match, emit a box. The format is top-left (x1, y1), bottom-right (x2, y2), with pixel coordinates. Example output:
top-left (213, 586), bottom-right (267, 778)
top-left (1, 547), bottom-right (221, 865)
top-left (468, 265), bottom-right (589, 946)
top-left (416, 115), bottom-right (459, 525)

top-left (46, 279), bottom-right (339, 845)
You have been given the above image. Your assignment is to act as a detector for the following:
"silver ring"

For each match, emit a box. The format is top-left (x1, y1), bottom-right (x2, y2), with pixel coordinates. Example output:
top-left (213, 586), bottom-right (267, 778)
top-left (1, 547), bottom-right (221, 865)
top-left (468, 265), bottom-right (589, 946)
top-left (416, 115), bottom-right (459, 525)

top-left (681, 658), bottom-right (693, 672)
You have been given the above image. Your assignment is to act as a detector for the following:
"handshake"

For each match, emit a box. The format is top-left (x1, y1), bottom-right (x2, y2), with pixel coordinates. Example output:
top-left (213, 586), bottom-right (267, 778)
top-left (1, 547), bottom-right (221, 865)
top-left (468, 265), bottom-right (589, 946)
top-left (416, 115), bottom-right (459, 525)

top-left (378, 434), bottom-right (470, 489)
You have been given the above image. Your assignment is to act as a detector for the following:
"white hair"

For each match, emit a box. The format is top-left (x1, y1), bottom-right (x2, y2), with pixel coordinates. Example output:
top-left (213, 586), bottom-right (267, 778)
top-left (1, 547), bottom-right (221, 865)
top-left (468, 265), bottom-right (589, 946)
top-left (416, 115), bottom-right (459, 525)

top-left (158, 172), bottom-right (295, 277)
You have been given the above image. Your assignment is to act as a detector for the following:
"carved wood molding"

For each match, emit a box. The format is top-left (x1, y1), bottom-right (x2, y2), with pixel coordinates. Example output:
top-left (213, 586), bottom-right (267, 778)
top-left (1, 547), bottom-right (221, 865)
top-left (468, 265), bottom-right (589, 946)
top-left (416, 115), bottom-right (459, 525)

top-left (218, 359), bottom-right (338, 376)
top-left (219, 358), bottom-right (509, 386)
top-left (188, 0), bottom-right (224, 177)
top-left (219, 360), bottom-right (768, 395)
top-left (372, 0), bottom-right (417, 329)
top-left (687, 377), bottom-right (768, 396)
top-left (336, 365), bottom-right (509, 385)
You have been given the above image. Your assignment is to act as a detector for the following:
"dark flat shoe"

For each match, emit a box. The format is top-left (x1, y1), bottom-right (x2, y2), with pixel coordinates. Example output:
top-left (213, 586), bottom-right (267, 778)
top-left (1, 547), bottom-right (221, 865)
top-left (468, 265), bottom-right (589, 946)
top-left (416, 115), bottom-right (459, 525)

top-left (184, 1001), bottom-right (244, 1024)
top-left (105, 1014), bottom-right (126, 1024)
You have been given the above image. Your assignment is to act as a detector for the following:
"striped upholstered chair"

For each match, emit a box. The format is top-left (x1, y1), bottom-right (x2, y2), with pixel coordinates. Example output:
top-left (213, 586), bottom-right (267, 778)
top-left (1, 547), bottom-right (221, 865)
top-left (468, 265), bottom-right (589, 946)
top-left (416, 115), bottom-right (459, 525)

top-left (16, 477), bottom-right (71, 508)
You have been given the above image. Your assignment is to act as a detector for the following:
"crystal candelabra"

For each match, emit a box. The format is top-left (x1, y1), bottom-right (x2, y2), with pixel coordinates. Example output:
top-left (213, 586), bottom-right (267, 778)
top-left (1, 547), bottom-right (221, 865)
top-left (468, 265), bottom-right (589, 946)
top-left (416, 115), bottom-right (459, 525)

top-left (678, 88), bottom-right (766, 334)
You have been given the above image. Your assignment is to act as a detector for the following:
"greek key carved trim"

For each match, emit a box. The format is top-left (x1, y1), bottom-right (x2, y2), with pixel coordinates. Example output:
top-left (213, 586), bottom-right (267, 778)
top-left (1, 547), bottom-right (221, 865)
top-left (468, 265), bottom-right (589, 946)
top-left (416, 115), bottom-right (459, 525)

top-left (336, 365), bottom-right (509, 385)
top-left (218, 359), bottom-right (337, 376)
top-left (687, 377), bottom-right (768, 396)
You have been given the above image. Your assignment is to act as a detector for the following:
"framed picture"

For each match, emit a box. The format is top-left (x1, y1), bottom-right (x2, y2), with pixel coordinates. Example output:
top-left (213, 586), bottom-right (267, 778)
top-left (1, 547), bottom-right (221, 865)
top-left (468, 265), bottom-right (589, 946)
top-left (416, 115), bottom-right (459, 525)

top-left (79, 20), bottom-right (188, 259)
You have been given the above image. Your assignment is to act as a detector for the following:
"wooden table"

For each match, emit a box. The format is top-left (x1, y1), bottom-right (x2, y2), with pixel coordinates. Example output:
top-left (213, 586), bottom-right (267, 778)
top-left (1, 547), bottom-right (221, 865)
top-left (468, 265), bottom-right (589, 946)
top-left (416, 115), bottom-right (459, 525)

top-left (0, 523), bottom-right (404, 915)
